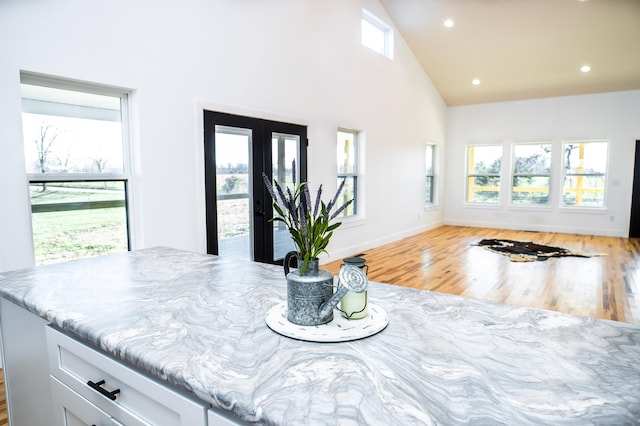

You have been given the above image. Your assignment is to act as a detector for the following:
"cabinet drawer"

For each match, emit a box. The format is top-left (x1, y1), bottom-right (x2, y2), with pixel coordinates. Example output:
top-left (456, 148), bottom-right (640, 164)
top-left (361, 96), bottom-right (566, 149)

top-left (51, 375), bottom-right (119, 426)
top-left (46, 326), bottom-right (206, 426)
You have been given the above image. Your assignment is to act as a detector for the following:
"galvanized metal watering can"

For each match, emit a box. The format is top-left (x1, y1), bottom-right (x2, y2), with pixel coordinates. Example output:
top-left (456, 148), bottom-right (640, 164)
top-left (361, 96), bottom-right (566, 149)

top-left (284, 251), bottom-right (368, 326)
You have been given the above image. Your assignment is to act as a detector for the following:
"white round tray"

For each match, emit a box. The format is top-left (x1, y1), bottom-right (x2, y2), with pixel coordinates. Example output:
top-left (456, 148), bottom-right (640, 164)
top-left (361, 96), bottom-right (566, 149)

top-left (264, 302), bottom-right (389, 342)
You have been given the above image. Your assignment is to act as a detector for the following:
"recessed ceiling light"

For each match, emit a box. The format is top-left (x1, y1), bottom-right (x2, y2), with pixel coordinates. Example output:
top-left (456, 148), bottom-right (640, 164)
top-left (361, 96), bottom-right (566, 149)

top-left (472, 79), bottom-right (481, 86)
top-left (580, 65), bottom-right (591, 73)
top-left (444, 19), bottom-right (454, 28)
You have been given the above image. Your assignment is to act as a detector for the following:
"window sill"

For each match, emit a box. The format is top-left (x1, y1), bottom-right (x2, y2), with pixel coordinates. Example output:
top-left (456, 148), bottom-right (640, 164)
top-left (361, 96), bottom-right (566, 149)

top-left (338, 215), bottom-right (366, 229)
top-left (558, 206), bottom-right (608, 214)
top-left (508, 204), bottom-right (553, 212)
top-left (463, 202), bottom-right (502, 210)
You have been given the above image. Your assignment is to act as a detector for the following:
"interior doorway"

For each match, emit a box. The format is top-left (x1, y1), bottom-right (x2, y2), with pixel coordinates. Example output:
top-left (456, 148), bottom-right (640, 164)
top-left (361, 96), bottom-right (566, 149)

top-left (203, 110), bottom-right (307, 265)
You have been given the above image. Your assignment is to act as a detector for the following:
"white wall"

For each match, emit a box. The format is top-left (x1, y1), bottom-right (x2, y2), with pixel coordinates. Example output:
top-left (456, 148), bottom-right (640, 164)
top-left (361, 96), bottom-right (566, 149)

top-left (445, 90), bottom-right (640, 237)
top-left (0, 0), bottom-right (446, 272)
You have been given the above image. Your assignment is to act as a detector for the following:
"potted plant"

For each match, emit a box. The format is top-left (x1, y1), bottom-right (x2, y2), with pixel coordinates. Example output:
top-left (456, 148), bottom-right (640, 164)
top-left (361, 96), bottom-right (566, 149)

top-left (262, 163), bottom-right (353, 274)
top-left (262, 162), bottom-right (354, 326)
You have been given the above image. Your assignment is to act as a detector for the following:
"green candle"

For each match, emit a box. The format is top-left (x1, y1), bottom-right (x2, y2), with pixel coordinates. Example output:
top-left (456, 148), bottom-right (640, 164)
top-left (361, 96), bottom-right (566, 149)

top-left (340, 290), bottom-right (368, 319)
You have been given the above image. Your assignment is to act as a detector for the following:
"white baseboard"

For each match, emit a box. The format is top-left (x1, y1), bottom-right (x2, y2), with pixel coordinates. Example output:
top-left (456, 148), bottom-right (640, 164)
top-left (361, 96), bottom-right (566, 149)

top-left (443, 219), bottom-right (627, 238)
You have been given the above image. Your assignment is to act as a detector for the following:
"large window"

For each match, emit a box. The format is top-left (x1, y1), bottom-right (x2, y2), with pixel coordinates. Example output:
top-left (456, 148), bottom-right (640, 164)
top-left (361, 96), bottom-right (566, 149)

top-left (337, 129), bottom-right (359, 217)
top-left (562, 140), bottom-right (608, 208)
top-left (466, 145), bottom-right (502, 204)
top-left (425, 144), bottom-right (436, 205)
top-left (511, 143), bottom-right (552, 205)
top-left (361, 9), bottom-right (394, 59)
top-left (21, 73), bottom-right (132, 265)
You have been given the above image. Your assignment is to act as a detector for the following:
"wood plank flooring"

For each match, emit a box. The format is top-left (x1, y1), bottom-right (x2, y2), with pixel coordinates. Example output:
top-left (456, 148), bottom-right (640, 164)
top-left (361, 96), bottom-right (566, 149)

top-left (0, 369), bottom-right (7, 426)
top-left (324, 225), bottom-right (640, 324)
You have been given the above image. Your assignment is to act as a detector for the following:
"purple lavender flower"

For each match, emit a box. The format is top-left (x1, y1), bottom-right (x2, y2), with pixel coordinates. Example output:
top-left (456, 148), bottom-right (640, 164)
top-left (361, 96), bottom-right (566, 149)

top-left (327, 177), bottom-right (347, 216)
top-left (303, 183), bottom-right (311, 214)
top-left (330, 199), bottom-right (354, 220)
top-left (274, 180), bottom-right (288, 208)
top-left (262, 173), bottom-right (277, 202)
top-left (299, 202), bottom-right (307, 237)
top-left (287, 187), bottom-right (299, 227)
top-left (313, 184), bottom-right (323, 218)
top-left (261, 159), bottom-right (353, 271)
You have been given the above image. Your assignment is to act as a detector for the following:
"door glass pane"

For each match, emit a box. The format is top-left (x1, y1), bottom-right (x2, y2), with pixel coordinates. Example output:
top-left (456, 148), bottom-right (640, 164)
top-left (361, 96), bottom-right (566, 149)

top-left (215, 126), bottom-right (252, 260)
top-left (272, 133), bottom-right (299, 260)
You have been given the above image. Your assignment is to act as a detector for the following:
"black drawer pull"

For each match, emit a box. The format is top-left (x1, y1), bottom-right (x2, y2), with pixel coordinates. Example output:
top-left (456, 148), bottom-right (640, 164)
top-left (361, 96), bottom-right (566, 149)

top-left (87, 379), bottom-right (121, 401)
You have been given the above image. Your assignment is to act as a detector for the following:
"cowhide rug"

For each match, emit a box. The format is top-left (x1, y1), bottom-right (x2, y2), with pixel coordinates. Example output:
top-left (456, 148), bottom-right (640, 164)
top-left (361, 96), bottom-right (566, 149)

top-left (473, 239), bottom-right (605, 262)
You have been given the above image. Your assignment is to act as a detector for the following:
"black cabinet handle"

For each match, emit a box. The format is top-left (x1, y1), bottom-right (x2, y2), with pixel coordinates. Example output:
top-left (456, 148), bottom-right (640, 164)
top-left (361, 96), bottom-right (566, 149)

top-left (87, 379), bottom-right (121, 401)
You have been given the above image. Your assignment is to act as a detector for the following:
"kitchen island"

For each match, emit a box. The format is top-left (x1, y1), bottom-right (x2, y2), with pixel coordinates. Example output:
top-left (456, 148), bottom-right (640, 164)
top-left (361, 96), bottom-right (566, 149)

top-left (0, 246), bottom-right (639, 425)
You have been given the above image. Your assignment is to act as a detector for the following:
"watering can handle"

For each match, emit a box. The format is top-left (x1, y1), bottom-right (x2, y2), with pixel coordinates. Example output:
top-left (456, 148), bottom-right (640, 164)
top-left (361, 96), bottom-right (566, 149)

top-left (284, 251), bottom-right (297, 276)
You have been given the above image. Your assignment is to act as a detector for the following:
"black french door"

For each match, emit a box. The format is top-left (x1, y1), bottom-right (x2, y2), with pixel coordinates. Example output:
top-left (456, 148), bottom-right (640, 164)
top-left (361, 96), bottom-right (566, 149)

top-left (203, 110), bottom-right (307, 265)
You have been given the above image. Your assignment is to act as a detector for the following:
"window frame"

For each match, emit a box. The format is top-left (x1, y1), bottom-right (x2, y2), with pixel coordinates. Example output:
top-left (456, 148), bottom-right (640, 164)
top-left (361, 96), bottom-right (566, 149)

top-left (20, 71), bottom-right (135, 264)
top-left (465, 144), bottom-right (503, 205)
top-left (361, 9), bottom-right (394, 59)
top-left (560, 139), bottom-right (609, 209)
top-left (337, 128), bottom-right (361, 218)
top-left (425, 143), bottom-right (437, 206)
top-left (510, 142), bottom-right (553, 206)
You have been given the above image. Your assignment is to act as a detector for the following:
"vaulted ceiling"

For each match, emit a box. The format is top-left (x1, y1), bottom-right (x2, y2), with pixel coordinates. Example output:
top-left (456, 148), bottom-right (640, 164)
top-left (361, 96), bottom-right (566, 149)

top-left (379, 0), bottom-right (640, 106)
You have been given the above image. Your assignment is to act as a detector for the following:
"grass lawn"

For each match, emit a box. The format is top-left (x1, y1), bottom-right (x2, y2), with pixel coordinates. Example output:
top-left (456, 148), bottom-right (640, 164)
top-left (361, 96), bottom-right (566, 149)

top-left (30, 183), bottom-right (128, 265)
top-left (32, 207), bottom-right (128, 265)
top-left (31, 182), bottom-right (251, 265)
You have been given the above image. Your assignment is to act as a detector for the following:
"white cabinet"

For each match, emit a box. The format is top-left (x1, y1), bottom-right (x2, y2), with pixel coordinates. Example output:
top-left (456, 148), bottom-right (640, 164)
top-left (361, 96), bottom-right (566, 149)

top-left (1, 299), bottom-right (245, 426)
top-left (0, 298), bottom-right (53, 426)
top-left (46, 326), bottom-right (208, 426)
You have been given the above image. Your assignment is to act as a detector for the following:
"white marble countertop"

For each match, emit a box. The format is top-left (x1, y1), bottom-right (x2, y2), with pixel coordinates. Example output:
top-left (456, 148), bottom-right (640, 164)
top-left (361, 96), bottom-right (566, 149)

top-left (0, 247), bottom-right (639, 425)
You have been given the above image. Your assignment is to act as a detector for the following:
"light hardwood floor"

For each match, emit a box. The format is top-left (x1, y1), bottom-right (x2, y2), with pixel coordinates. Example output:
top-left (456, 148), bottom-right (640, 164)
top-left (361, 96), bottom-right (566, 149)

top-left (0, 369), bottom-right (7, 426)
top-left (324, 225), bottom-right (640, 324)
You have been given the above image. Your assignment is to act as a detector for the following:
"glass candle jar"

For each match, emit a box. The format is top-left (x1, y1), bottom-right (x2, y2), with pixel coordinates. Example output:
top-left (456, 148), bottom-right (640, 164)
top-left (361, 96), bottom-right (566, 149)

top-left (339, 257), bottom-right (369, 319)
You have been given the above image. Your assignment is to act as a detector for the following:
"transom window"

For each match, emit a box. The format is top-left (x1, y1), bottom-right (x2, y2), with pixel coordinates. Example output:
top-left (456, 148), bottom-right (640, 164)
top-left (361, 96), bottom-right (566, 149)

top-left (562, 140), bottom-right (608, 208)
top-left (361, 9), bottom-right (394, 59)
top-left (466, 145), bottom-right (502, 204)
top-left (511, 143), bottom-right (552, 205)
top-left (21, 73), bottom-right (132, 265)
top-left (337, 129), bottom-right (359, 217)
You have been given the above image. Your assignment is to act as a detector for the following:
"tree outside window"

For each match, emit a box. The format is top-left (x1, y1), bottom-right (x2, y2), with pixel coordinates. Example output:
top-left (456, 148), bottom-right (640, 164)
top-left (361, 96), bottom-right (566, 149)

top-left (466, 145), bottom-right (502, 204)
top-left (562, 140), bottom-right (608, 207)
top-left (512, 143), bottom-right (552, 205)
top-left (21, 74), bottom-right (132, 265)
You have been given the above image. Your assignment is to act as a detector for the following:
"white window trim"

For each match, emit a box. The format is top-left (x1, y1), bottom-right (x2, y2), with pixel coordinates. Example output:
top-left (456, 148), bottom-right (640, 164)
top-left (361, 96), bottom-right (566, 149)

top-left (20, 71), bottom-right (138, 251)
top-left (362, 9), bottom-right (394, 59)
top-left (464, 144), bottom-right (503, 206)
top-left (425, 143), bottom-right (437, 208)
top-left (560, 139), bottom-right (609, 210)
top-left (337, 128), bottom-right (365, 224)
top-left (510, 142), bottom-right (553, 206)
